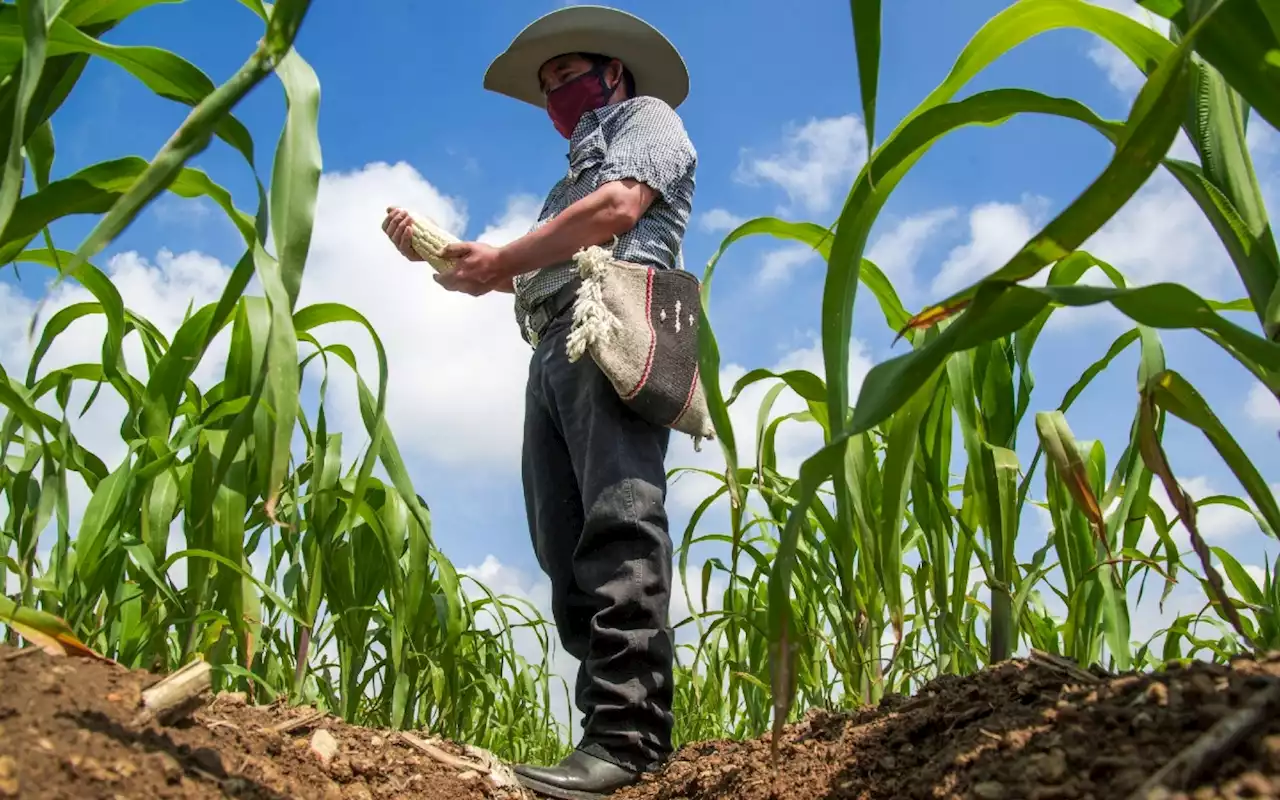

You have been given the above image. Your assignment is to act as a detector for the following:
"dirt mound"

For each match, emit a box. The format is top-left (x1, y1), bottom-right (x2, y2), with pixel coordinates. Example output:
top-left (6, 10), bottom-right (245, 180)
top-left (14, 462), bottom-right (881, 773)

top-left (0, 643), bottom-right (515, 799)
top-left (618, 652), bottom-right (1280, 800)
top-left (3, 642), bottom-right (1279, 800)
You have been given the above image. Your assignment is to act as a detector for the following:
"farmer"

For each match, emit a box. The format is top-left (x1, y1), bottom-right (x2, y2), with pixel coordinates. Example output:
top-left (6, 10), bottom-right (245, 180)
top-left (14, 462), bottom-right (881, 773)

top-left (381, 6), bottom-right (696, 798)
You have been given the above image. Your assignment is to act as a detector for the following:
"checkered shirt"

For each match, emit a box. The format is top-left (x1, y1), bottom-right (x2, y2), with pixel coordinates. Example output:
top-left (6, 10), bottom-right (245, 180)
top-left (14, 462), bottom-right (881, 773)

top-left (512, 95), bottom-right (698, 340)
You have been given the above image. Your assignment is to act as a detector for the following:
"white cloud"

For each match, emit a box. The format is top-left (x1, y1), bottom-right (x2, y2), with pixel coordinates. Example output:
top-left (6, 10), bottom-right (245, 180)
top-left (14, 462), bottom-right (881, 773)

top-left (1247, 119), bottom-right (1279, 161)
top-left (1084, 172), bottom-right (1237, 294)
top-left (913, 160), bottom-right (1253, 333)
top-left (1246, 384), bottom-right (1280, 427)
top-left (293, 161), bottom-right (537, 469)
top-left (476, 193), bottom-right (541, 246)
top-left (929, 196), bottom-right (1047, 297)
top-left (698, 208), bottom-right (747, 233)
top-left (1, 249), bottom-right (236, 471)
top-left (735, 114), bottom-right (868, 216)
top-left (1083, 0), bottom-right (1170, 94)
top-left (151, 195), bottom-right (214, 227)
top-left (757, 243), bottom-right (819, 288)
top-left (867, 207), bottom-right (959, 298)
top-left (1138, 475), bottom-right (1269, 554)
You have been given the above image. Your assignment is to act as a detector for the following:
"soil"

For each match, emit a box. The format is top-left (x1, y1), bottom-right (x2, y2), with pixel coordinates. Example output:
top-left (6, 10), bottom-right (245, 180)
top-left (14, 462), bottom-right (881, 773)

top-left (2, 643), bottom-right (1279, 800)
top-left (616, 651), bottom-right (1280, 800)
top-left (0, 642), bottom-right (506, 800)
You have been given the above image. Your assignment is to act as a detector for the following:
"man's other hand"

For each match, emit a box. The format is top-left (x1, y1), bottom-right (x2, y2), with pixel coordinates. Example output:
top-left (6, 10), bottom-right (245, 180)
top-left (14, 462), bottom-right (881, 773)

top-left (434, 241), bottom-right (509, 295)
top-left (381, 207), bottom-right (424, 262)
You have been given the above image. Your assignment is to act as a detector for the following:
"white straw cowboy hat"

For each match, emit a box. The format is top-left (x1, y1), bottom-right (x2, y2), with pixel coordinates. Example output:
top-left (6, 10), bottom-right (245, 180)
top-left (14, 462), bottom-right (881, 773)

top-left (483, 5), bottom-right (690, 110)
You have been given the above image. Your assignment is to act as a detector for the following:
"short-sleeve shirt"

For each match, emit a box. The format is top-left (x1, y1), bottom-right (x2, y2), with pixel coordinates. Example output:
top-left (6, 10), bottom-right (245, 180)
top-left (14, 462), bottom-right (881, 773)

top-left (512, 95), bottom-right (698, 338)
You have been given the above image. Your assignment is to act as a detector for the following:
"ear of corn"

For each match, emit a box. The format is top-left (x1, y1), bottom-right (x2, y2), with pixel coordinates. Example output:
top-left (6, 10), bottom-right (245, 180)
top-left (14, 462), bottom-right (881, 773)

top-left (408, 211), bottom-right (460, 273)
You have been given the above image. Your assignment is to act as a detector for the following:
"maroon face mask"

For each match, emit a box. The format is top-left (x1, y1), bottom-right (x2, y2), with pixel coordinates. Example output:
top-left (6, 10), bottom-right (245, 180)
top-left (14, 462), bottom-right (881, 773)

top-left (545, 66), bottom-right (615, 138)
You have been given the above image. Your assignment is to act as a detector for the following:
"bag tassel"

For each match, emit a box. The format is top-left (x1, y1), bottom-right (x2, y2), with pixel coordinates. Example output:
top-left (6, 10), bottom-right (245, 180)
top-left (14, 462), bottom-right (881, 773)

top-left (566, 241), bottom-right (622, 364)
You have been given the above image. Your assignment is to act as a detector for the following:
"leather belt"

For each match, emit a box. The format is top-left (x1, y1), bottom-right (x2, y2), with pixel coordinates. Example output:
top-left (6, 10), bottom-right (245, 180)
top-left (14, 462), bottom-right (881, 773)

top-left (521, 277), bottom-right (582, 348)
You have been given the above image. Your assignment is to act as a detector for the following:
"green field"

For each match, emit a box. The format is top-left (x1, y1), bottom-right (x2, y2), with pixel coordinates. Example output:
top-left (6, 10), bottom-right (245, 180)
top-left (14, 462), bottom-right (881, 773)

top-left (2, 0), bottom-right (1278, 768)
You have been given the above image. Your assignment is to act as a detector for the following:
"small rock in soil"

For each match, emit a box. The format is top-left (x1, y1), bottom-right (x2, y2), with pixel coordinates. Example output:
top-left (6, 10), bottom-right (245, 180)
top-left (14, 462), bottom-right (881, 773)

top-left (0, 755), bottom-right (17, 797)
top-left (327, 756), bottom-right (354, 782)
top-left (1146, 681), bottom-right (1170, 706)
top-left (149, 751), bottom-right (184, 785)
top-left (349, 755), bottom-right (376, 776)
top-left (311, 728), bottom-right (339, 765)
top-left (972, 780), bottom-right (1007, 799)
top-left (1265, 735), bottom-right (1280, 771)
top-left (190, 746), bottom-right (225, 777)
top-left (343, 782), bottom-right (374, 800)
top-left (68, 755), bottom-right (119, 783)
top-left (1232, 771), bottom-right (1273, 797)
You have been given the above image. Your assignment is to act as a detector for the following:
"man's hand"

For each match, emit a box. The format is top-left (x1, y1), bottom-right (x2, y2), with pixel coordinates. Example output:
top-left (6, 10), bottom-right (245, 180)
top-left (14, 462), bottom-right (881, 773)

top-left (435, 241), bottom-right (513, 296)
top-left (381, 207), bottom-right (512, 296)
top-left (382, 207), bottom-right (424, 262)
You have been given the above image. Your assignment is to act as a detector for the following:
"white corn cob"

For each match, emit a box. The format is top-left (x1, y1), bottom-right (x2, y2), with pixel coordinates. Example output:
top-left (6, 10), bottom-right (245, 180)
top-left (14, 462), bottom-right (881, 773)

top-left (407, 212), bottom-right (460, 273)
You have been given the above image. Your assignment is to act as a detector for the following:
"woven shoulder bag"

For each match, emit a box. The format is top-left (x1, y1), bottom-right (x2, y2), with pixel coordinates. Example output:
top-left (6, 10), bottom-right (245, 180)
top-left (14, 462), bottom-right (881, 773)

top-left (565, 243), bottom-right (716, 449)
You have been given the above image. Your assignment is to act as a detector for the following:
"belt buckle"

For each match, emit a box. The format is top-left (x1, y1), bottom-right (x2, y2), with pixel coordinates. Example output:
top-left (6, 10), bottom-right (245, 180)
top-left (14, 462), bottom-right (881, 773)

top-left (524, 312), bottom-right (541, 348)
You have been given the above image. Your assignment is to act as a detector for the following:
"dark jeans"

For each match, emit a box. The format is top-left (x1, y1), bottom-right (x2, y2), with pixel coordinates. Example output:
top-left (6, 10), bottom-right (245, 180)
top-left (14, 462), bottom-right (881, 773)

top-left (521, 301), bottom-right (675, 773)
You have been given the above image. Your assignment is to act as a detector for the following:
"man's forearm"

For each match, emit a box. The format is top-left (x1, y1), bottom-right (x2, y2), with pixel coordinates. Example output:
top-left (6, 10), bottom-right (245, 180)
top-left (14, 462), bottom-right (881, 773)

top-left (495, 181), bottom-right (651, 280)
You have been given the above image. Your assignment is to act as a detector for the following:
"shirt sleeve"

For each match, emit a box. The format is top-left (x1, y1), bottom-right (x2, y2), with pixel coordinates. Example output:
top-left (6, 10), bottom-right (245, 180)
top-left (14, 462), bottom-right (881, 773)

top-left (597, 97), bottom-right (696, 202)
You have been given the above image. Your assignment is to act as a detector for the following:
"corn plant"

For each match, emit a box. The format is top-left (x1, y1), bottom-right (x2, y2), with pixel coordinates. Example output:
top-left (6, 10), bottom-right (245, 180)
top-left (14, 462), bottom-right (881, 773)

top-left (684, 0), bottom-right (1280, 747)
top-left (0, 0), bottom-right (569, 765)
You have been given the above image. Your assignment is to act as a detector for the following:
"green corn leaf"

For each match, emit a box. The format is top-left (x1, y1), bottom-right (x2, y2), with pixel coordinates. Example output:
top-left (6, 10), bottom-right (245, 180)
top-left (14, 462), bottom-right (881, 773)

top-left (727, 369), bottom-right (827, 406)
top-left (235, 0), bottom-right (268, 21)
top-left (982, 444), bottom-right (1021, 662)
top-left (1196, 494), bottom-right (1277, 540)
top-left (1137, 382), bottom-right (1253, 648)
top-left (0, 7), bottom-right (258, 166)
top-left (158, 547), bottom-right (306, 626)
top-left (24, 118), bottom-right (53, 189)
top-left (877, 368), bottom-right (938, 641)
top-left (267, 45), bottom-right (321, 308)
top-left (0, 0), bottom-right (49, 239)
top-left (52, 5), bottom-right (313, 286)
top-left (263, 0), bottom-right (312, 59)
top-left (850, 0), bottom-right (881, 162)
top-left (815, 0), bottom-right (1183, 441)
top-left (1145, 369), bottom-right (1280, 537)
top-left (1162, 157), bottom-right (1277, 335)
top-left (0, 157), bottom-right (255, 264)
top-left (61, 0), bottom-right (182, 27)
top-left (853, 278), bottom-right (1280, 437)
top-left (1149, 0), bottom-right (1280, 133)
top-left (13, 249), bottom-right (128, 386)
top-left (1037, 412), bottom-right (1130, 669)
top-left (699, 216), bottom-right (910, 501)
top-left (72, 451), bottom-right (134, 592)
top-left (1211, 546), bottom-right (1265, 607)
top-left (255, 45), bottom-right (321, 518)
top-left (905, 32), bottom-right (1194, 332)
top-left (0, 594), bottom-right (107, 660)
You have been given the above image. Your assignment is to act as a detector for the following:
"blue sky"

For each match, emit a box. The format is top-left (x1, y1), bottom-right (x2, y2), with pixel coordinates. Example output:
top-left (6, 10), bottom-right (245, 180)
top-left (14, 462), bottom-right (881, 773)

top-left (3, 0), bottom-right (1279, 681)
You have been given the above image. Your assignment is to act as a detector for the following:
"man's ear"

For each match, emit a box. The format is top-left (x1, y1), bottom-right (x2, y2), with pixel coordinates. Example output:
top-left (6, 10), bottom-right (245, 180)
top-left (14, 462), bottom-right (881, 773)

top-left (607, 59), bottom-right (626, 94)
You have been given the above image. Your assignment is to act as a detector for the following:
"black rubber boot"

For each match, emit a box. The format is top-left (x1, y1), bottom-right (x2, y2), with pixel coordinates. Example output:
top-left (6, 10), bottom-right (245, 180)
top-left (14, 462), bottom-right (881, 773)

top-left (513, 749), bottom-right (643, 799)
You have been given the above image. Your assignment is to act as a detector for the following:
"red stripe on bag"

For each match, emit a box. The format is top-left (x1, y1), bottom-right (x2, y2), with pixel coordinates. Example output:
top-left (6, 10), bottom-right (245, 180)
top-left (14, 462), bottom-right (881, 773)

top-left (671, 364), bottom-right (700, 427)
top-left (623, 268), bottom-right (658, 401)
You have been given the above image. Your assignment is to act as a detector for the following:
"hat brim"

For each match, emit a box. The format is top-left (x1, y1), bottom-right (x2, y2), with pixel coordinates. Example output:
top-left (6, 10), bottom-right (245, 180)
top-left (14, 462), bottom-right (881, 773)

top-left (483, 5), bottom-right (689, 110)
